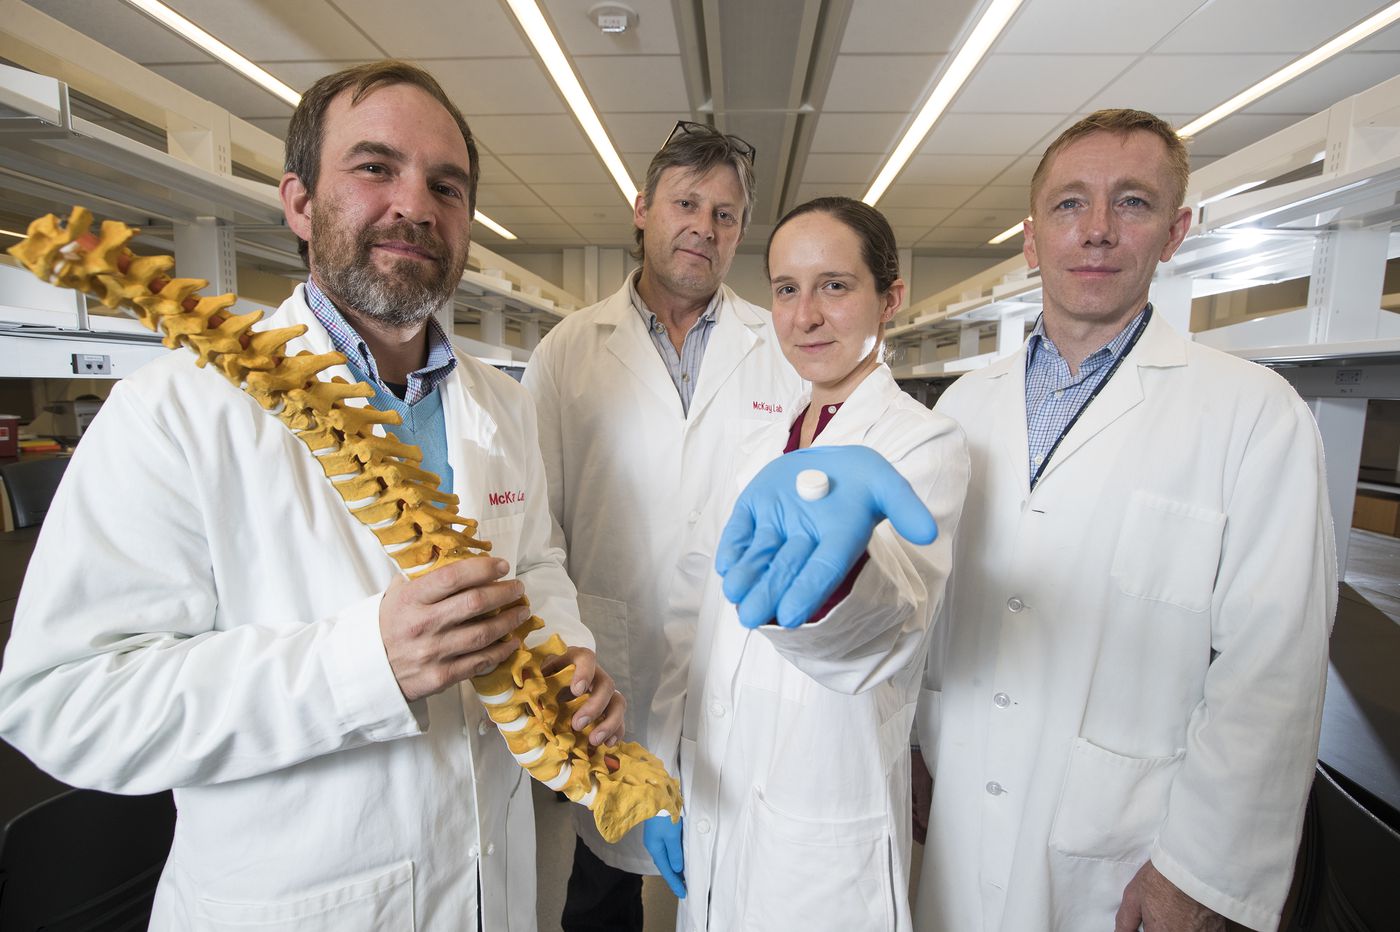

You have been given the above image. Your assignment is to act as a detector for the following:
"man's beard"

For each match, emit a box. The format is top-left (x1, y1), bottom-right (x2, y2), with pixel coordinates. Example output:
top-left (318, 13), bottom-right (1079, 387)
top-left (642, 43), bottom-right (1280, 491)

top-left (310, 207), bottom-right (466, 327)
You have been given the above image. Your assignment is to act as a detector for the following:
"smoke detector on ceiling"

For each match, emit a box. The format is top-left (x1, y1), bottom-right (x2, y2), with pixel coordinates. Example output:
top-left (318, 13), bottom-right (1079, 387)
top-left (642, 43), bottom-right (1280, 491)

top-left (589, 2), bottom-right (638, 34)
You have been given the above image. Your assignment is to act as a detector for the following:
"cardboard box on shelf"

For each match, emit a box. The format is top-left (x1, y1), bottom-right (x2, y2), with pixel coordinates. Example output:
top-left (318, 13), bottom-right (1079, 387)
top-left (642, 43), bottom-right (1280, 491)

top-left (0, 415), bottom-right (19, 459)
top-left (1353, 491), bottom-right (1400, 537)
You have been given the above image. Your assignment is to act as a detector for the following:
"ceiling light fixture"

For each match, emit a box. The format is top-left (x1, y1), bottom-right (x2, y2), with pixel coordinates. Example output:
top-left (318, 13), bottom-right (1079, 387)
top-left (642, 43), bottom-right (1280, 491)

top-left (120, 0), bottom-right (300, 107)
top-left (0, 228), bottom-right (26, 239)
top-left (505, 0), bottom-right (639, 205)
top-left (475, 213), bottom-right (518, 240)
top-left (121, 0), bottom-right (519, 241)
top-left (987, 220), bottom-right (1026, 245)
top-left (863, 0), bottom-right (1025, 206)
top-left (1178, 1), bottom-right (1400, 138)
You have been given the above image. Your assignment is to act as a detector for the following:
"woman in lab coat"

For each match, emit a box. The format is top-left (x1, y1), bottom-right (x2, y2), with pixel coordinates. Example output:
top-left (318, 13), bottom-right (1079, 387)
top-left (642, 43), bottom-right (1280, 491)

top-left (648, 197), bottom-right (969, 931)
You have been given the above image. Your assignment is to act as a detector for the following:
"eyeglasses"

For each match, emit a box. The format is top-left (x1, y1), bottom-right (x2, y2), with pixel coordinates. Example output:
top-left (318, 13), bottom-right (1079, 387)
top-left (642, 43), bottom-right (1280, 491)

top-left (662, 120), bottom-right (757, 165)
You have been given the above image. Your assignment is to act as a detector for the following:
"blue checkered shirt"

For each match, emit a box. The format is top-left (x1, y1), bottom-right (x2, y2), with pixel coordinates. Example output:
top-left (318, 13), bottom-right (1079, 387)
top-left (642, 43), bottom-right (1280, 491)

top-left (304, 278), bottom-right (457, 405)
top-left (1025, 305), bottom-right (1149, 483)
top-left (629, 271), bottom-right (719, 415)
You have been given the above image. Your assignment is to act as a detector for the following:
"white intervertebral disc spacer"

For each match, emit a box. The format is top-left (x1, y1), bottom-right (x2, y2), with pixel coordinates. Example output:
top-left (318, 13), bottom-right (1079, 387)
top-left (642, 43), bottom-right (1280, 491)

top-left (795, 469), bottom-right (830, 501)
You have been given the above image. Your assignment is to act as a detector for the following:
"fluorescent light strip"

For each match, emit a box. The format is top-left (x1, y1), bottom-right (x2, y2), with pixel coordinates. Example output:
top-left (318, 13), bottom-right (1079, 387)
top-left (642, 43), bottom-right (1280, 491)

top-left (987, 220), bottom-right (1025, 245)
top-left (504, 0), bottom-right (638, 205)
top-left (863, 0), bottom-right (1025, 206)
top-left (475, 213), bottom-right (517, 240)
top-left (1178, 1), bottom-right (1400, 138)
top-left (1, 228), bottom-right (26, 239)
top-left (120, 0), bottom-right (300, 107)
top-left (121, 0), bottom-right (519, 241)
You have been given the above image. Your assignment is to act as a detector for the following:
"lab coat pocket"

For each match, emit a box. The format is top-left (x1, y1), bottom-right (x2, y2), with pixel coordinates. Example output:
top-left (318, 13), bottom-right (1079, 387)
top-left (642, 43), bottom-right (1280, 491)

top-left (195, 860), bottom-right (414, 930)
top-left (477, 513), bottom-right (525, 571)
top-left (733, 790), bottom-right (895, 931)
top-left (1111, 492), bottom-right (1224, 613)
top-left (577, 593), bottom-right (631, 700)
top-left (1048, 736), bottom-right (1184, 862)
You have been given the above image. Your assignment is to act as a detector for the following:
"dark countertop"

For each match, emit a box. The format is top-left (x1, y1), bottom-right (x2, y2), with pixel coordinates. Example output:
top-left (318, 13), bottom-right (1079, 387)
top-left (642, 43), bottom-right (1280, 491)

top-left (1320, 584), bottom-right (1400, 817)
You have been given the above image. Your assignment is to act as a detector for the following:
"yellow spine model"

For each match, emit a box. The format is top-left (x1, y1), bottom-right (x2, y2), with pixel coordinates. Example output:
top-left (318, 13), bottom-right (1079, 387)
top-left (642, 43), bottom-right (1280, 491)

top-left (7, 207), bottom-right (680, 843)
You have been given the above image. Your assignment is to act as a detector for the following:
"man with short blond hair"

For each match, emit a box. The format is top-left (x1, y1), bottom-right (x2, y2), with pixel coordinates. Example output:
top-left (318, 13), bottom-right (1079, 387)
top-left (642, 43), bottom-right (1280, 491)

top-left (915, 109), bottom-right (1335, 932)
top-left (524, 121), bottom-right (802, 930)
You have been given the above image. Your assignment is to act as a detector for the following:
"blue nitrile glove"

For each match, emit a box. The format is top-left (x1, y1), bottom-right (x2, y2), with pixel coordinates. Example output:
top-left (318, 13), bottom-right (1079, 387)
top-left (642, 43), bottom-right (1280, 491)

top-left (643, 814), bottom-right (686, 898)
top-left (716, 445), bottom-right (937, 629)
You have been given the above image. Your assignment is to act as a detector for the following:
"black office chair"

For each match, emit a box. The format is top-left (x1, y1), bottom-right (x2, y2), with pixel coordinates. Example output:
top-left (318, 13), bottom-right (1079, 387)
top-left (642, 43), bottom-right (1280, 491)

top-left (0, 788), bottom-right (176, 931)
top-left (1286, 762), bottom-right (1400, 931)
top-left (0, 457), bottom-right (69, 529)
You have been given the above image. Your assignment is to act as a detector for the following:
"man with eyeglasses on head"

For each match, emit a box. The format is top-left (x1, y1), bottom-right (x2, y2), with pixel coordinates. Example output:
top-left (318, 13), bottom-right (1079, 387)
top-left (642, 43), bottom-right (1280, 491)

top-left (524, 120), bottom-right (803, 930)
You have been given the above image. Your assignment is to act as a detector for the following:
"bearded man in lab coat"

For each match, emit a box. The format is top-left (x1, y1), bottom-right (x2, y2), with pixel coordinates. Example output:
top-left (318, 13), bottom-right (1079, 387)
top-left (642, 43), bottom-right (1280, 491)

top-left (0, 61), bottom-right (623, 931)
top-left (523, 122), bottom-right (803, 930)
top-left (914, 109), bottom-right (1336, 932)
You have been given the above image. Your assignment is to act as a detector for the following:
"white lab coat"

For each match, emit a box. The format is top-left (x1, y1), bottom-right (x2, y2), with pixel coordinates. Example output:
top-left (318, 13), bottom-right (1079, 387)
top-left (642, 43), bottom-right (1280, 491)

top-left (915, 313), bottom-right (1336, 932)
top-left (0, 285), bottom-right (589, 932)
top-left (651, 365), bottom-right (968, 931)
top-left (523, 280), bottom-right (803, 872)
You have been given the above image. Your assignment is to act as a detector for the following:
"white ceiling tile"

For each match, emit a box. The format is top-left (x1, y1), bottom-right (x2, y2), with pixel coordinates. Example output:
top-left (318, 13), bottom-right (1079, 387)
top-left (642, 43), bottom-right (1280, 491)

top-left (997, 0), bottom-right (1203, 54)
top-left (793, 184), bottom-right (868, 203)
top-left (476, 184), bottom-right (545, 208)
top-left (567, 223), bottom-right (637, 242)
top-left (601, 113), bottom-right (692, 152)
top-left (546, 0), bottom-right (681, 55)
top-left (1086, 54), bottom-right (1296, 116)
top-left (160, 0), bottom-right (382, 62)
top-left (1241, 51), bottom-right (1400, 114)
top-left (825, 55), bottom-right (945, 112)
top-left (919, 227), bottom-right (1000, 246)
top-left (801, 153), bottom-right (881, 184)
top-left (919, 113), bottom-right (1066, 156)
top-left (466, 115), bottom-right (591, 154)
top-left (809, 113), bottom-right (907, 154)
top-left (892, 226), bottom-right (938, 245)
top-left (1357, 20), bottom-right (1400, 51)
top-left (507, 154), bottom-right (612, 185)
top-left (29, 0), bottom-right (208, 63)
top-left (955, 54), bottom-right (1139, 113)
top-left (945, 207), bottom-right (1035, 229)
top-left (841, 0), bottom-right (979, 54)
top-left (898, 154), bottom-right (1017, 186)
top-left (881, 184), bottom-right (982, 208)
top-left (573, 57), bottom-right (688, 112)
top-left (530, 184), bottom-right (632, 207)
top-left (552, 203), bottom-right (635, 225)
top-left (879, 207), bottom-right (954, 228)
top-left (993, 156), bottom-right (1046, 186)
top-left (1156, 0), bottom-right (1395, 53)
top-left (475, 155), bottom-right (517, 185)
top-left (425, 59), bottom-right (568, 115)
top-left (332, 0), bottom-right (528, 58)
top-left (481, 205), bottom-right (568, 226)
top-left (963, 186), bottom-right (1032, 210)
top-left (503, 224), bottom-right (587, 243)
top-left (147, 63), bottom-right (294, 117)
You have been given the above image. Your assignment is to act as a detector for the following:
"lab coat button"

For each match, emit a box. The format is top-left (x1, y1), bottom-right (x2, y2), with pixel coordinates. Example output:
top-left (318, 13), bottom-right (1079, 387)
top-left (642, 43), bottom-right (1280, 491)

top-left (697, 818), bottom-right (712, 834)
top-left (486, 843), bottom-right (496, 856)
top-left (478, 720), bottom-right (491, 736)
top-left (468, 844), bottom-right (480, 858)
top-left (986, 781), bottom-right (1006, 796)
top-left (687, 510), bottom-right (701, 523)
top-left (709, 702), bottom-right (725, 718)
top-left (1006, 597), bottom-right (1025, 613)
top-left (993, 692), bottom-right (1011, 708)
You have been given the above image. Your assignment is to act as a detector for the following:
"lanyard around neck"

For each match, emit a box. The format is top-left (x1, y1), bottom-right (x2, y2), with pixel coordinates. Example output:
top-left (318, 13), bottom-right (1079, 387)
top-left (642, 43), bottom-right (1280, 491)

top-left (1029, 306), bottom-right (1153, 490)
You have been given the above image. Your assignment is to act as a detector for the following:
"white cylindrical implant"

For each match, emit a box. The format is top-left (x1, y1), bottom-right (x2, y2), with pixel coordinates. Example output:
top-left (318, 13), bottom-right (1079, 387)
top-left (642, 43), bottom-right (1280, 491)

top-left (496, 713), bottom-right (529, 732)
top-left (513, 744), bottom-right (547, 766)
top-left (578, 779), bottom-right (599, 809)
top-left (478, 688), bottom-right (515, 706)
top-left (795, 469), bottom-right (829, 501)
